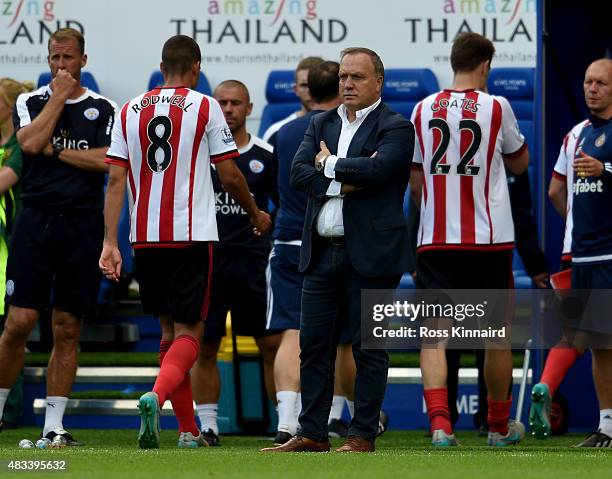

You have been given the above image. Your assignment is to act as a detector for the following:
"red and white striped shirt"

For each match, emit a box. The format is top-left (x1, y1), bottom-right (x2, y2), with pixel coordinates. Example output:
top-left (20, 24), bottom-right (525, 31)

top-left (106, 87), bottom-right (238, 247)
top-left (552, 119), bottom-right (589, 261)
top-left (411, 89), bottom-right (526, 251)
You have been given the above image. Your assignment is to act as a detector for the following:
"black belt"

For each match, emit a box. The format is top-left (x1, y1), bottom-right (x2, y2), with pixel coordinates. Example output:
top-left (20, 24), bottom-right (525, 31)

top-left (319, 235), bottom-right (345, 246)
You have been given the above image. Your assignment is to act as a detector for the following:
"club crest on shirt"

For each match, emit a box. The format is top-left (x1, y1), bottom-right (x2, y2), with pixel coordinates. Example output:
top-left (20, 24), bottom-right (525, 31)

top-left (84, 107), bottom-right (100, 121)
top-left (249, 159), bottom-right (264, 174)
top-left (595, 133), bottom-right (606, 148)
top-left (221, 127), bottom-right (235, 145)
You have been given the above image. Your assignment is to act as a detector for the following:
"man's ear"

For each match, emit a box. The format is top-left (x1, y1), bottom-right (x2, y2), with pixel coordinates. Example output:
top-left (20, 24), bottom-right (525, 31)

top-left (81, 53), bottom-right (88, 68)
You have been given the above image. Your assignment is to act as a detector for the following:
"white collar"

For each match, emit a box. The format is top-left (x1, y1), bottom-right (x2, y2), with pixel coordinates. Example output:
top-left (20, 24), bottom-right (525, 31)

top-left (337, 97), bottom-right (381, 125)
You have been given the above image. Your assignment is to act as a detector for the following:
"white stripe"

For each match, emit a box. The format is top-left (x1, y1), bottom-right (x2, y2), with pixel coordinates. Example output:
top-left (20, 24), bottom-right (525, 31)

top-left (274, 239), bottom-right (302, 246)
top-left (265, 247), bottom-right (275, 330)
top-left (572, 254), bottom-right (612, 264)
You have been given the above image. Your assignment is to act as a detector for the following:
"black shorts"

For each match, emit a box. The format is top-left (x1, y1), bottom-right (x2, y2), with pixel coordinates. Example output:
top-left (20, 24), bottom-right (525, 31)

top-left (134, 243), bottom-right (213, 324)
top-left (6, 206), bottom-right (103, 317)
top-left (204, 251), bottom-right (279, 341)
top-left (416, 249), bottom-right (514, 289)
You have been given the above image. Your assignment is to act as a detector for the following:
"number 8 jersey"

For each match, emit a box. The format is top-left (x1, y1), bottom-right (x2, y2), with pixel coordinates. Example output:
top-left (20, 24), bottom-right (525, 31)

top-left (411, 89), bottom-right (526, 251)
top-left (106, 87), bottom-right (239, 247)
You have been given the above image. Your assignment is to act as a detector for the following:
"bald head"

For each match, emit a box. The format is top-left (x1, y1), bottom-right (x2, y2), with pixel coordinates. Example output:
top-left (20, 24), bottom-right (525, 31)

top-left (584, 59), bottom-right (612, 118)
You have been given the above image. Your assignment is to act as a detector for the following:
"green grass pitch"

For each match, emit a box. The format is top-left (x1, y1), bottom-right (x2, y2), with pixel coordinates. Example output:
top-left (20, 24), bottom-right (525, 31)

top-left (0, 428), bottom-right (611, 478)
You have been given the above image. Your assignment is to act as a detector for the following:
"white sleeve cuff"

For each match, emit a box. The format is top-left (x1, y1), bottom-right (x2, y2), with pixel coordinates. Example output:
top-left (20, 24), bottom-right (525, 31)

top-left (325, 180), bottom-right (342, 197)
top-left (324, 155), bottom-right (338, 179)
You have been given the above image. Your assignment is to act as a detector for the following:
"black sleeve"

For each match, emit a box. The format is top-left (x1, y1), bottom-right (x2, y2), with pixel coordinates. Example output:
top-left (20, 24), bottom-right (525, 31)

top-left (334, 116), bottom-right (415, 188)
top-left (507, 168), bottom-right (549, 277)
top-left (290, 116), bottom-right (333, 199)
top-left (96, 101), bottom-right (115, 147)
top-left (406, 196), bottom-right (420, 274)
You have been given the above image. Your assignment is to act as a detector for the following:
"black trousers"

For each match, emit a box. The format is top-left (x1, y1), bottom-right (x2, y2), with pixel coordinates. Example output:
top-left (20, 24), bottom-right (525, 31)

top-left (298, 241), bottom-right (400, 442)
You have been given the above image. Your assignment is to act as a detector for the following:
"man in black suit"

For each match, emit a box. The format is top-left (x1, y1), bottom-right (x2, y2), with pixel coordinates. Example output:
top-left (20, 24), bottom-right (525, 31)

top-left (262, 47), bottom-right (414, 453)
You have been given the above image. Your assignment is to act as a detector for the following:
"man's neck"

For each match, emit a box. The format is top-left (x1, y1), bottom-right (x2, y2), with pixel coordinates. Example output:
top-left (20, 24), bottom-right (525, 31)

top-left (590, 109), bottom-right (612, 122)
top-left (311, 98), bottom-right (341, 113)
top-left (233, 129), bottom-right (250, 149)
top-left (451, 71), bottom-right (482, 92)
top-left (163, 74), bottom-right (192, 89)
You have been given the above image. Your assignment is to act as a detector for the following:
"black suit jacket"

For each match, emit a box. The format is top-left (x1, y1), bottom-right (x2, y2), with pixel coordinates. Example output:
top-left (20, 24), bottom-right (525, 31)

top-left (290, 102), bottom-right (415, 277)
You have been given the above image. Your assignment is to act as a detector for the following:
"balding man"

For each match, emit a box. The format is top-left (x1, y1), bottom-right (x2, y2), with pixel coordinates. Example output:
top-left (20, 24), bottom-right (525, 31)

top-left (190, 80), bottom-right (280, 446)
top-left (533, 59), bottom-right (612, 447)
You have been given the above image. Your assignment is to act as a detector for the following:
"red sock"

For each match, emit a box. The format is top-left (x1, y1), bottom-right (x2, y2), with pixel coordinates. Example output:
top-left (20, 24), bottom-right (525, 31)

top-left (158, 339), bottom-right (199, 435)
top-left (159, 340), bottom-right (173, 365)
top-left (540, 347), bottom-right (581, 397)
top-left (153, 335), bottom-right (199, 406)
top-left (424, 388), bottom-right (452, 434)
top-left (488, 396), bottom-right (512, 435)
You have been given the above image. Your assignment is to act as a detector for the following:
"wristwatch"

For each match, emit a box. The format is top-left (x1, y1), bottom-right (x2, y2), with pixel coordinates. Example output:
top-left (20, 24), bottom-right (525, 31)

top-left (315, 155), bottom-right (328, 172)
top-left (52, 142), bottom-right (64, 160)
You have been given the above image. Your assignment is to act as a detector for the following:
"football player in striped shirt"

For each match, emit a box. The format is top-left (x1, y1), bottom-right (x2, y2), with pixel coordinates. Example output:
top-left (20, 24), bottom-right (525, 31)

top-left (100, 35), bottom-right (271, 449)
top-left (410, 32), bottom-right (529, 447)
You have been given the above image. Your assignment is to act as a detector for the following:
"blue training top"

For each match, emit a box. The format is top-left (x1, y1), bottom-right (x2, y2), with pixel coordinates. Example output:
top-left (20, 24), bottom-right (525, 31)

top-left (571, 115), bottom-right (612, 265)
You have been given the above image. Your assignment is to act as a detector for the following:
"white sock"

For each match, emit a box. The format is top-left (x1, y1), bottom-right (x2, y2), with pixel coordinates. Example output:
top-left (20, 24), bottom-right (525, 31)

top-left (43, 396), bottom-right (68, 436)
top-left (347, 400), bottom-right (355, 419)
top-left (0, 388), bottom-right (10, 419)
top-left (276, 390), bottom-right (298, 435)
top-left (599, 409), bottom-right (612, 436)
top-left (328, 395), bottom-right (346, 423)
top-left (295, 393), bottom-right (302, 418)
top-left (195, 403), bottom-right (218, 435)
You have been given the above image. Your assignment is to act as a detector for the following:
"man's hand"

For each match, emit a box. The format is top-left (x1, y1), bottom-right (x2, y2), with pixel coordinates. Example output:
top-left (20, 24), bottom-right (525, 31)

top-left (99, 243), bottom-right (122, 282)
top-left (532, 271), bottom-right (549, 289)
top-left (573, 150), bottom-right (604, 178)
top-left (251, 210), bottom-right (272, 236)
top-left (42, 143), bottom-right (53, 157)
top-left (50, 69), bottom-right (78, 100)
top-left (315, 140), bottom-right (332, 165)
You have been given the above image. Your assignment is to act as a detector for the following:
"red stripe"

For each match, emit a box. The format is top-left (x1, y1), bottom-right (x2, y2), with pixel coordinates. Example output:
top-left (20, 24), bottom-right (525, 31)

top-left (414, 102), bottom-right (427, 246)
top-left (158, 88), bottom-right (187, 242)
top-left (211, 150), bottom-right (239, 163)
top-left (432, 92), bottom-right (451, 244)
top-left (484, 99), bottom-right (503, 244)
top-left (459, 91), bottom-right (478, 244)
top-left (136, 92), bottom-right (156, 242)
top-left (417, 242), bottom-right (514, 253)
top-left (200, 242), bottom-right (214, 322)
top-left (120, 103), bottom-right (137, 203)
top-left (552, 171), bottom-right (567, 182)
top-left (105, 158), bottom-right (128, 167)
top-left (188, 96), bottom-right (210, 241)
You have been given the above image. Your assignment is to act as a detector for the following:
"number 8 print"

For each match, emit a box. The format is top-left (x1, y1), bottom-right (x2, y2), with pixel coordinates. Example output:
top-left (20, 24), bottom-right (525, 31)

top-left (146, 116), bottom-right (173, 173)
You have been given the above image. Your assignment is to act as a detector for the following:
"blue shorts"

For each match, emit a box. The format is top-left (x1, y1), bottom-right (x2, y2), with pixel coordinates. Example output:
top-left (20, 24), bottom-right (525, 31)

top-left (266, 242), bottom-right (352, 343)
top-left (571, 261), bottom-right (612, 289)
top-left (267, 243), bottom-right (303, 331)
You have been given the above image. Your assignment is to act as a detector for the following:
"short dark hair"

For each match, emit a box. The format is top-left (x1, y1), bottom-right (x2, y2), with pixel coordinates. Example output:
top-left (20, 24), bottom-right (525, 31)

top-left (49, 28), bottom-right (84, 55)
top-left (161, 35), bottom-right (201, 76)
top-left (340, 47), bottom-right (385, 82)
top-left (307, 61), bottom-right (339, 104)
top-left (214, 79), bottom-right (251, 103)
top-left (450, 32), bottom-right (495, 73)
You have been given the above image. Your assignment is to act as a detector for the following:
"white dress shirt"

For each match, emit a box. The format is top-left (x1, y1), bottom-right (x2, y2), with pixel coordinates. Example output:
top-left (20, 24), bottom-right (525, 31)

top-left (316, 98), bottom-right (382, 237)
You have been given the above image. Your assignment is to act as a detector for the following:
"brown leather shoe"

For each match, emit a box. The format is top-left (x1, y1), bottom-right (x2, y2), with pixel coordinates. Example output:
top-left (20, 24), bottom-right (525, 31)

top-left (260, 435), bottom-right (330, 452)
top-left (336, 436), bottom-right (375, 452)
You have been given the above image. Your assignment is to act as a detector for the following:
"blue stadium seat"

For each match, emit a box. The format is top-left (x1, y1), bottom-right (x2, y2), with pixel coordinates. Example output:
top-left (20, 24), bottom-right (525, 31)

top-left (487, 67), bottom-right (536, 181)
top-left (37, 71), bottom-right (100, 93)
top-left (147, 70), bottom-right (212, 95)
top-left (258, 70), bottom-right (300, 137)
top-left (488, 68), bottom-right (537, 288)
top-left (382, 69), bottom-right (440, 120)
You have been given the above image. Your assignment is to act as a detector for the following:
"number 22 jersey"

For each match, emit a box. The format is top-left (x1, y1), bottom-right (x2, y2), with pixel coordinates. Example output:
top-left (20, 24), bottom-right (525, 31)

top-left (106, 87), bottom-right (238, 247)
top-left (411, 89), bottom-right (526, 251)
